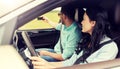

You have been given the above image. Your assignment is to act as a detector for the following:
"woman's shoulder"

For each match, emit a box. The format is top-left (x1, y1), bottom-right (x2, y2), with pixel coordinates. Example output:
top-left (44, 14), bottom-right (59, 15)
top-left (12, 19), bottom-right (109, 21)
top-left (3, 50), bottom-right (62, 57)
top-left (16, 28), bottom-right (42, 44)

top-left (100, 35), bottom-right (113, 43)
top-left (100, 35), bottom-right (118, 49)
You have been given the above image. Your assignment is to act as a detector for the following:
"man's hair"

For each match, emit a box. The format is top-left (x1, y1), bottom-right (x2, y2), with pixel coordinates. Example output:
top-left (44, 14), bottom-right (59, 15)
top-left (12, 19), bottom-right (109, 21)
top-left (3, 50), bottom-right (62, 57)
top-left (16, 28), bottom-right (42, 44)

top-left (61, 5), bottom-right (75, 20)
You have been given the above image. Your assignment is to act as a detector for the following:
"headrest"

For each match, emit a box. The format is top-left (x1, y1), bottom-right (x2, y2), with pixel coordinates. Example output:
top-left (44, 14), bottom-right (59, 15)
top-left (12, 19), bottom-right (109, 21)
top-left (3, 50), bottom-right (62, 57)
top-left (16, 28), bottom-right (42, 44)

top-left (115, 1), bottom-right (120, 24)
top-left (75, 8), bottom-right (79, 22)
top-left (74, 8), bottom-right (85, 23)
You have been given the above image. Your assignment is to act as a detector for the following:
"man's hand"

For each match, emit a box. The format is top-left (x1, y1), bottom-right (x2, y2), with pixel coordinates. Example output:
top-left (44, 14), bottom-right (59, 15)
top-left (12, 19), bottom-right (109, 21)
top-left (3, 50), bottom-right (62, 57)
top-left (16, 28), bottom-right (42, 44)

top-left (38, 16), bottom-right (58, 28)
top-left (39, 50), bottom-right (64, 61)
top-left (38, 16), bottom-right (50, 23)
top-left (39, 50), bottom-right (50, 56)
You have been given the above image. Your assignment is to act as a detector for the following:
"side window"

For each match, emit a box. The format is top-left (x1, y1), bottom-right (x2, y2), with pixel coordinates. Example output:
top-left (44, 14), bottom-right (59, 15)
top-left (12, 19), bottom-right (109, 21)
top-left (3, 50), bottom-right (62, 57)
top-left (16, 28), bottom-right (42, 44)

top-left (19, 7), bottom-right (60, 30)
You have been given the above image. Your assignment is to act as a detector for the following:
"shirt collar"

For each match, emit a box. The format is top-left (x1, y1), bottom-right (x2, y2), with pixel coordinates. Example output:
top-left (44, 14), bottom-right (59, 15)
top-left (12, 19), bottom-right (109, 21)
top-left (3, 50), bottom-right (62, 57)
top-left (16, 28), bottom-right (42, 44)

top-left (64, 21), bottom-right (77, 31)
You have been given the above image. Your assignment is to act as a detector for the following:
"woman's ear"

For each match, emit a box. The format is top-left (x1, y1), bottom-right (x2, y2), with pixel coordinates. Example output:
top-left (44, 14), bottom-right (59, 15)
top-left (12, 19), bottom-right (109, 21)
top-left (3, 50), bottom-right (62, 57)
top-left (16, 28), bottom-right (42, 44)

top-left (91, 21), bottom-right (96, 27)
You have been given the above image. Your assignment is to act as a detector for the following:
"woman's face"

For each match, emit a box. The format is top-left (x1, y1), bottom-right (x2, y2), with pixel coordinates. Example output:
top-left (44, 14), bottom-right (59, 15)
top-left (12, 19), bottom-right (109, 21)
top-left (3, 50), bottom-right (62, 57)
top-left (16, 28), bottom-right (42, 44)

top-left (81, 12), bottom-right (95, 35)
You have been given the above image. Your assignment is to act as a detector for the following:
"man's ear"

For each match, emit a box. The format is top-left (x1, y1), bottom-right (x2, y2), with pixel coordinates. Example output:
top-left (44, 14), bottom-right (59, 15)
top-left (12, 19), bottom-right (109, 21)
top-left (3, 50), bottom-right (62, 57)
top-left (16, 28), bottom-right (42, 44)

top-left (62, 14), bottom-right (67, 19)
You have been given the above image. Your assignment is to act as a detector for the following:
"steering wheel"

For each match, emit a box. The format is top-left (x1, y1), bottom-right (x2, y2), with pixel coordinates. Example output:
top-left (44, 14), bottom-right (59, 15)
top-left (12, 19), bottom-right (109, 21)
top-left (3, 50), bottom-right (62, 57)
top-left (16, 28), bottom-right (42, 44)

top-left (21, 31), bottom-right (39, 56)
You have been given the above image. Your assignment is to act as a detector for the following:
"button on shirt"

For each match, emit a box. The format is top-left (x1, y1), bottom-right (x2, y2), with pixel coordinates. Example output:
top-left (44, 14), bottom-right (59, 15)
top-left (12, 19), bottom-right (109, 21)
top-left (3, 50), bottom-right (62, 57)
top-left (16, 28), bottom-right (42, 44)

top-left (54, 22), bottom-right (82, 60)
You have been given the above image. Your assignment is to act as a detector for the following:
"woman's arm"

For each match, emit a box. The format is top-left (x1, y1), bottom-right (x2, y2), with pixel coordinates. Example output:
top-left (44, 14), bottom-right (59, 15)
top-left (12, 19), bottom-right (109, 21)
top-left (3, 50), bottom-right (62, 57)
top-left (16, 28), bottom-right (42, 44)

top-left (30, 56), bottom-right (63, 69)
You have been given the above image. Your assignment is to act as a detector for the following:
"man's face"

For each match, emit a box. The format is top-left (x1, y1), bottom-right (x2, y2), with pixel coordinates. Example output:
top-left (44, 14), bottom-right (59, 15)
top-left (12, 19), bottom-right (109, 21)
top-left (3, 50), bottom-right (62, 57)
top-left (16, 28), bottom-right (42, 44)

top-left (58, 12), bottom-right (65, 24)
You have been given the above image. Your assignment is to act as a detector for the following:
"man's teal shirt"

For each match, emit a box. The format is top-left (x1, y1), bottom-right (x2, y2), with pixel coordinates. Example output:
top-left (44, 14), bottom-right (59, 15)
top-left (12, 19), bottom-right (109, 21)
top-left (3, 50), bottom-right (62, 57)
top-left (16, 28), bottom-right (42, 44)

top-left (54, 22), bottom-right (82, 60)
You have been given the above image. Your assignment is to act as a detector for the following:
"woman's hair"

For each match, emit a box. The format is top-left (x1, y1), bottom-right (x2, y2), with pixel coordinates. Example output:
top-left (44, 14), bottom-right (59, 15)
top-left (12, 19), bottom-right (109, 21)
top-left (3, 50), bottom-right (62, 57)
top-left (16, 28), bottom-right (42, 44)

top-left (75, 8), bottom-right (111, 62)
top-left (86, 8), bottom-right (110, 52)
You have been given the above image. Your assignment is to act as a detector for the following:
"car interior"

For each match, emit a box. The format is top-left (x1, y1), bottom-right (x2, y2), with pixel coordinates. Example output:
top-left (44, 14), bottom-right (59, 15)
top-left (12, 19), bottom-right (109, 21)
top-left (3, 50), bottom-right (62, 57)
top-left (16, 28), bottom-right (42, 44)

top-left (0, 0), bottom-right (120, 69)
top-left (0, 45), bottom-right (29, 69)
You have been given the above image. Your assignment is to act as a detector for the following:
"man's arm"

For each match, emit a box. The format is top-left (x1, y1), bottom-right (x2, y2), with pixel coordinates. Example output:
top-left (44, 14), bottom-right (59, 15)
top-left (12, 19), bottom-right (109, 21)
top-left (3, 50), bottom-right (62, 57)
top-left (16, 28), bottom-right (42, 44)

top-left (40, 50), bottom-right (64, 61)
top-left (41, 16), bottom-right (58, 28)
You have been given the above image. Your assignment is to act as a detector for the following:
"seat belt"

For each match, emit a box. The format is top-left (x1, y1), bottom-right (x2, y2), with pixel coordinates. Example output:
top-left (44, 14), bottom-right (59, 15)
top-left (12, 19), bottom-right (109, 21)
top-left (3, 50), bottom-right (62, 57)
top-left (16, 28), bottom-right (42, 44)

top-left (60, 25), bottom-right (63, 53)
top-left (74, 35), bottom-right (120, 65)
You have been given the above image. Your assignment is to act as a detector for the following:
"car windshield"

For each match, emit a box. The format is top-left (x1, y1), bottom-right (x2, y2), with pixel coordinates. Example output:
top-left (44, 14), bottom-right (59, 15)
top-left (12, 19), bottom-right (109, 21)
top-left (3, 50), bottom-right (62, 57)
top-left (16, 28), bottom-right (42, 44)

top-left (0, 0), bottom-right (47, 25)
top-left (0, 0), bottom-right (34, 18)
top-left (19, 7), bottom-right (60, 30)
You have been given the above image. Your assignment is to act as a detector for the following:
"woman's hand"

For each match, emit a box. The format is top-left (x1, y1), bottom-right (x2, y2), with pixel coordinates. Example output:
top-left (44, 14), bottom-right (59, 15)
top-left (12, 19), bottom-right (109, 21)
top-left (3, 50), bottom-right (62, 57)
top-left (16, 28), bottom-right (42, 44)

top-left (30, 56), bottom-right (55, 69)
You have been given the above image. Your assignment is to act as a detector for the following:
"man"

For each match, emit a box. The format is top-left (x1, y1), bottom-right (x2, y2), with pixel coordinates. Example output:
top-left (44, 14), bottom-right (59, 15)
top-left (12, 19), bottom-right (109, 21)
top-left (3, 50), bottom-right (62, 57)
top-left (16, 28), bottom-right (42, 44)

top-left (37, 5), bottom-right (82, 62)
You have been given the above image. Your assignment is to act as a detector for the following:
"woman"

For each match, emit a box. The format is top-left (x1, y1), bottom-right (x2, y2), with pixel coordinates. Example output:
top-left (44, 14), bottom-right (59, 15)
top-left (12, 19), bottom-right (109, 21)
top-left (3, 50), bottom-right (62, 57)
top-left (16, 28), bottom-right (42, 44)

top-left (30, 8), bottom-right (118, 69)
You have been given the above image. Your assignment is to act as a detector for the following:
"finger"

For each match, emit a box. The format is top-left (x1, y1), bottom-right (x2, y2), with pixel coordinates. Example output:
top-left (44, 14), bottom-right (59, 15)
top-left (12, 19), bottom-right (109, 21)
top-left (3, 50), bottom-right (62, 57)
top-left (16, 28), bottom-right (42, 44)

top-left (40, 16), bottom-right (46, 20)
top-left (32, 62), bottom-right (47, 69)
top-left (30, 56), bottom-right (46, 62)
top-left (32, 61), bottom-right (45, 66)
top-left (34, 66), bottom-right (52, 69)
top-left (33, 65), bottom-right (42, 69)
top-left (30, 56), bottom-right (42, 61)
top-left (34, 66), bottom-right (45, 69)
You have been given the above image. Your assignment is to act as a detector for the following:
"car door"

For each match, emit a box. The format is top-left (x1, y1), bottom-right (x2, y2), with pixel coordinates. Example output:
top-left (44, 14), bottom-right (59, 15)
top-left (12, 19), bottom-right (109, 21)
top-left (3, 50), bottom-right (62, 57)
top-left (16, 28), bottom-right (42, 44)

top-left (26, 28), bottom-right (60, 49)
top-left (15, 28), bottom-right (60, 50)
